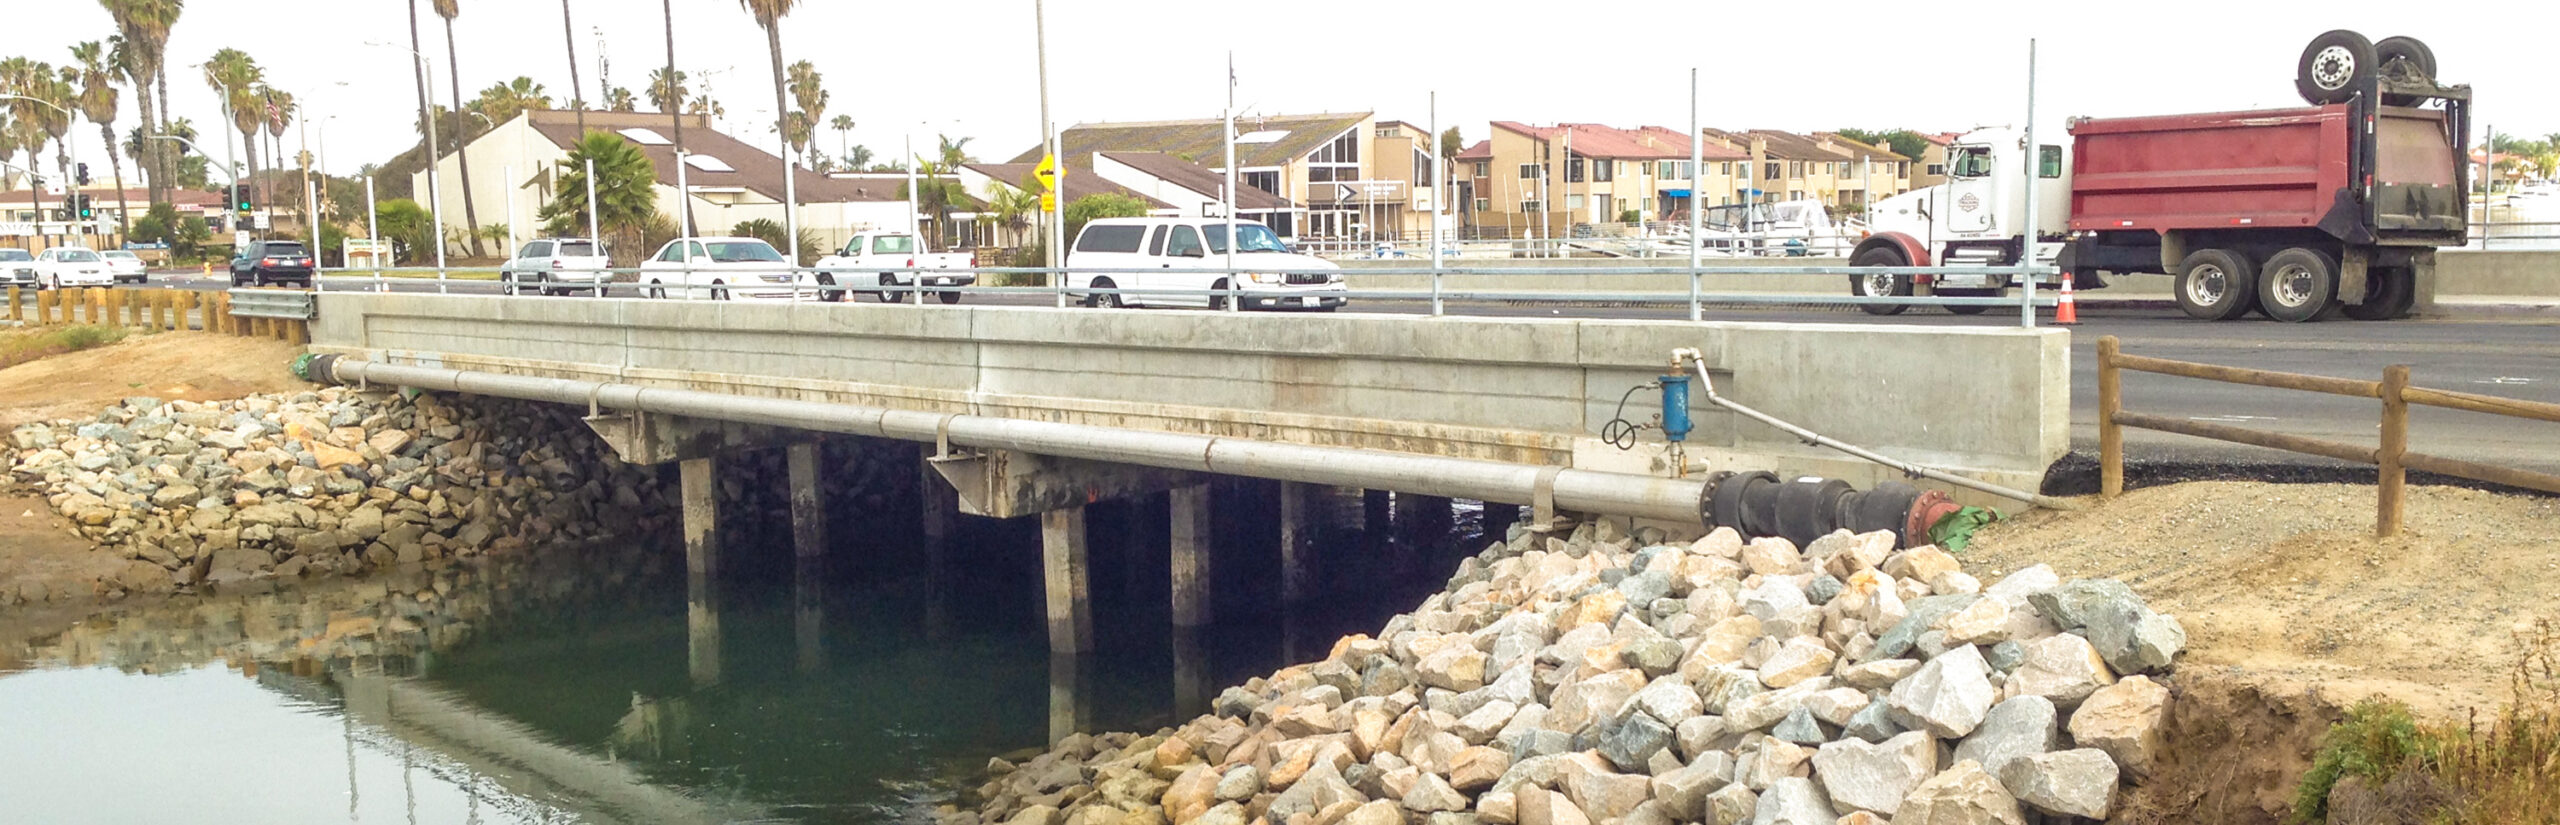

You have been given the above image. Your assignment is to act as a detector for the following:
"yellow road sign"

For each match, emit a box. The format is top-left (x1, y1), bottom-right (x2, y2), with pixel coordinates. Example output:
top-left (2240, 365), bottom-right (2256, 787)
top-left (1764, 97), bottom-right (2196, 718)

top-left (1041, 191), bottom-right (1058, 212)
top-left (1033, 154), bottom-right (1061, 191)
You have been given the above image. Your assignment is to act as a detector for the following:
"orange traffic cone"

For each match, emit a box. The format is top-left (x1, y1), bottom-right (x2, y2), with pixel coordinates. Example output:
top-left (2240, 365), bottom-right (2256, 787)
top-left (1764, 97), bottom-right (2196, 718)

top-left (2055, 275), bottom-right (2079, 325)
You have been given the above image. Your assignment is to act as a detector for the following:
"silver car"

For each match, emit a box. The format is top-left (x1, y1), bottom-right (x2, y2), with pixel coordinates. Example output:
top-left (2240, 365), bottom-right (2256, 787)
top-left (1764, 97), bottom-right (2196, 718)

top-left (0, 249), bottom-right (32, 289)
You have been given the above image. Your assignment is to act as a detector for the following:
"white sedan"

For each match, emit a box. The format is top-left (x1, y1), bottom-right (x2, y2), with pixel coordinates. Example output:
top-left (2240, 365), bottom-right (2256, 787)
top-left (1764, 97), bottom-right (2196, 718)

top-left (99, 250), bottom-right (149, 284)
top-left (33, 248), bottom-right (114, 289)
top-left (636, 237), bottom-right (810, 300)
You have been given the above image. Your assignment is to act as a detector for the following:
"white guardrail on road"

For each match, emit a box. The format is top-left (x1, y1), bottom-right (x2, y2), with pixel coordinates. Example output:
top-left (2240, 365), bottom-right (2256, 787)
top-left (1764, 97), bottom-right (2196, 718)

top-left (298, 260), bottom-right (2064, 327)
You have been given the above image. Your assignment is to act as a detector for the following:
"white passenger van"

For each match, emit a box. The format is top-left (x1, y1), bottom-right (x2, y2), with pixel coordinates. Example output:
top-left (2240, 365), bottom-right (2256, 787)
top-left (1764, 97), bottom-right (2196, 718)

top-left (1067, 217), bottom-right (1347, 310)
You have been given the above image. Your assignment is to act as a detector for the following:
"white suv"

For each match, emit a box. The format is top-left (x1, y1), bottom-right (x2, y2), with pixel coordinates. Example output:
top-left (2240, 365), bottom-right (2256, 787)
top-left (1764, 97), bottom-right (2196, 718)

top-left (500, 238), bottom-right (611, 296)
top-left (1067, 218), bottom-right (1346, 310)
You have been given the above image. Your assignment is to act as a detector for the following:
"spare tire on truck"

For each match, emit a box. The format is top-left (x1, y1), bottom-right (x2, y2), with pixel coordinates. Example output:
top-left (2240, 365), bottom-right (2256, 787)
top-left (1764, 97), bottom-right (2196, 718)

top-left (2296, 30), bottom-right (2377, 105)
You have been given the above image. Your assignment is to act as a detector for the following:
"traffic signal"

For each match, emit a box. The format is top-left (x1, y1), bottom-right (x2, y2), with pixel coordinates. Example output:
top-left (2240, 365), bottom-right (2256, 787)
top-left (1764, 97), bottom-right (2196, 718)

top-left (236, 186), bottom-right (256, 212)
top-left (75, 163), bottom-right (90, 186)
top-left (76, 195), bottom-right (94, 220)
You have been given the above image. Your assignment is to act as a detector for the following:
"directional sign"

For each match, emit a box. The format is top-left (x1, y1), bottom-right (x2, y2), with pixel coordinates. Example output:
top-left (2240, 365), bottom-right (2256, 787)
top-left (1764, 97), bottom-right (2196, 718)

top-left (1336, 183), bottom-right (1356, 202)
top-left (1033, 154), bottom-right (1061, 191)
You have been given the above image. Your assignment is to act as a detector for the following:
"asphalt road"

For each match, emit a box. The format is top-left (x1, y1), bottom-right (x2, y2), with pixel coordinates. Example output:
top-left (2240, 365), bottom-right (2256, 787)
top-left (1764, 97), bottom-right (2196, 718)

top-left (132, 270), bottom-right (2560, 482)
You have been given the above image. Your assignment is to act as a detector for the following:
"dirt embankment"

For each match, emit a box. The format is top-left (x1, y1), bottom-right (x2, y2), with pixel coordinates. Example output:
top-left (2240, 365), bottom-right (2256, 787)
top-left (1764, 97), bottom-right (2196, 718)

top-left (1963, 481), bottom-right (2560, 823)
top-left (0, 330), bottom-right (309, 430)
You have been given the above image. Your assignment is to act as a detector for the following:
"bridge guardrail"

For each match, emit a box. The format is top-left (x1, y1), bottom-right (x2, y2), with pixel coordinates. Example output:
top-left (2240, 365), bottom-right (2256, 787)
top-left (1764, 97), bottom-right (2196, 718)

top-left (226, 288), bottom-right (316, 320)
top-left (2096, 335), bottom-right (2560, 536)
top-left (312, 261), bottom-right (2065, 326)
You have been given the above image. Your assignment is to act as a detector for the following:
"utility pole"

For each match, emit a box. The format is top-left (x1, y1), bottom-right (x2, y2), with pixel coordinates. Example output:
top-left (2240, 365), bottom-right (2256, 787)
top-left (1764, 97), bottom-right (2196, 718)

top-left (1222, 52), bottom-right (1238, 313)
top-left (1037, 0), bottom-right (1064, 306)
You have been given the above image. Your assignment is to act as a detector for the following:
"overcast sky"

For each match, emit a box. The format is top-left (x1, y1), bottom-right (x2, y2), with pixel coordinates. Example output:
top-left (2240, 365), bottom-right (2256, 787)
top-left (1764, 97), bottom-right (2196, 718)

top-left (14, 0), bottom-right (2556, 181)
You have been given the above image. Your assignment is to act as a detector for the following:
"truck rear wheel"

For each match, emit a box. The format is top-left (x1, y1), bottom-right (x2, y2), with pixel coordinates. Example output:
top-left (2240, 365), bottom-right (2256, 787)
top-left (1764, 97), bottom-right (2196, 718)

top-left (2175, 249), bottom-right (2258, 321)
top-left (2375, 36), bottom-right (2437, 106)
top-left (2296, 30), bottom-right (2376, 105)
top-left (2344, 265), bottom-right (2417, 320)
top-left (2258, 248), bottom-right (2341, 323)
top-left (1848, 246), bottom-right (1910, 316)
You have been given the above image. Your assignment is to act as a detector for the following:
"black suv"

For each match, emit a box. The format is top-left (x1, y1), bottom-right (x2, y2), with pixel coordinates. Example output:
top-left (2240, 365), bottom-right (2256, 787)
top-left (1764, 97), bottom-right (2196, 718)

top-left (231, 240), bottom-right (315, 287)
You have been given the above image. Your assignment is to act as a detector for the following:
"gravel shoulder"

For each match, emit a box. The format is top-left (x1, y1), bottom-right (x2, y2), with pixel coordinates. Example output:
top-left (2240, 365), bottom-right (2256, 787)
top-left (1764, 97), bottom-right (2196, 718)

top-left (1962, 481), bottom-right (2560, 720)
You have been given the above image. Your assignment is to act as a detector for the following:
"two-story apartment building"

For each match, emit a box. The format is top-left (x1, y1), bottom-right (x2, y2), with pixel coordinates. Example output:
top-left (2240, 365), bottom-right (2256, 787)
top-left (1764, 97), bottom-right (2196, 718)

top-left (1463, 122), bottom-right (1751, 239)
top-left (1810, 132), bottom-right (1915, 209)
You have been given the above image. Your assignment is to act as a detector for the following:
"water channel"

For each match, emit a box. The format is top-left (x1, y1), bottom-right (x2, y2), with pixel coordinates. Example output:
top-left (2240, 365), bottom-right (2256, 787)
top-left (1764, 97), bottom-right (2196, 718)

top-left (1, 473), bottom-right (1481, 824)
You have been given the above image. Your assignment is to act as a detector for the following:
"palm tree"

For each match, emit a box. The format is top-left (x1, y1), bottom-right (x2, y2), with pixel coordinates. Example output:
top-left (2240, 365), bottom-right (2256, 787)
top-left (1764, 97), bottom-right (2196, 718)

top-left (260, 86), bottom-right (294, 209)
top-left (540, 132), bottom-right (656, 264)
top-left (645, 68), bottom-right (688, 113)
top-left (432, 0), bottom-right (486, 257)
top-left (201, 49), bottom-right (261, 203)
top-left (3, 58), bottom-right (62, 221)
top-left (74, 40), bottom-right (131, 232)
top-left (786, 60), bottom-right (826, 168)
top-left (986, 183), bottom-right (1038, 247)
top-left (936, 133), bottom-right (974, 169)
top-left (845, 144), bottom-right (872, 170)
top-left (473, 77), bottom-right (552, 126)
top-left (560, 0), bottom-right (584, 136)
top-left (684, 93), bottom-right (724, 121)
top-left (741, 0), bottom-right (801, 258)
top-left (605, 86), bottom-right (635, 112)
top-left (100, 0), bottom-right (183, 203)
top-left (404, 0), bottom-right (441, 248)
top-left (829, 114), bottom-right (853, 164)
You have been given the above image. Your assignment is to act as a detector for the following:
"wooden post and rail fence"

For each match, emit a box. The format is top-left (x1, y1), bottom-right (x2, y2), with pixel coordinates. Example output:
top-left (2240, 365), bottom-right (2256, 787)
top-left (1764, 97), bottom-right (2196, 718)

top-left (3, 286), bottom-right (307, 344)
top-left (2097, 335), bottom-right (2560, 537)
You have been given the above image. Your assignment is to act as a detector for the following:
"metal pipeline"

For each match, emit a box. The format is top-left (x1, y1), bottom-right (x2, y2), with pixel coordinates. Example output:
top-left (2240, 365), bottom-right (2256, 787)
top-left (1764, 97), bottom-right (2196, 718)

top-left (313, 355), bottom-right (1714, 526)
top-left (1668, 348), bottom-right (2076, 510)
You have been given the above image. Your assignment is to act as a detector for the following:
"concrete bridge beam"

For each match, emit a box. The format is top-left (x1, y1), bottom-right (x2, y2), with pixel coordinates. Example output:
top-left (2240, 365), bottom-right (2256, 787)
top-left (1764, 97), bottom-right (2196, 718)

top-left (1041, 506), bottom-right (1094, 654)
top-left (681, 456), bottom-right (721, 688)
top-left (1278, 482), bottom-right (1316, 604)
top-left (1170, 485), bottom-right (1212, 628)
top-left (787, 443), bottom-right (825, 562)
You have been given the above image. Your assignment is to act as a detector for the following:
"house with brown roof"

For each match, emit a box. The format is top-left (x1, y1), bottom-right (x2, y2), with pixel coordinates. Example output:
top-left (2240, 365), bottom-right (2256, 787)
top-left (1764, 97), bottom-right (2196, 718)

top-left (417, 109), bottom-right (911, 258)
top-left (1466, 121), bottom-right (1752, 239)
top-left (1009, 112), bottom-right (1420, 242)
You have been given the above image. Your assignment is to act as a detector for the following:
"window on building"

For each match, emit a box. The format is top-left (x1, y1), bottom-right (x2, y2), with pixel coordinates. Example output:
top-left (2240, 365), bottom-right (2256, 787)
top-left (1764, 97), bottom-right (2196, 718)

top-left (1926, 163), bottom-right (1946, 176)
top-left (1475, 198), bottom-right (1491, 212)
top-left (1592, 160), bottom-right (1613, 182)
top-left (1519, 163), bottom-right (1543, 179)
top-left (1414, 147), bottom-right (1434, 186)
top-left (1765, 162), bottom-right (1780, 181)
top-left (1789, 161), bottom-right (1803, 178)
top-left (1566, 157), bottom-right (1585, 183)
top-left (1520, 199), bottom-right (1542, 212)
top-left (1244, 170), bottom-right (1280, 195)
top-left (1567, 194), bottom-right (1586, 210)
top-left (1472, 161), bottom-right (1488, 177)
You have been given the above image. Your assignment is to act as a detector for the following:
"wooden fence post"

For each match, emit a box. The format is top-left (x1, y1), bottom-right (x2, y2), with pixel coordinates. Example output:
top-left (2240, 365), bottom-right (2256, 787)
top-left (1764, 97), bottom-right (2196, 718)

top-left (2378, 364), bottom-right (2410, 537)
top-left (106, 289), bottom-right (124, 327)
top-left (5, 286), bottom-right (17, 323)
top-left (2099, 335), bottom-right (2124, 497)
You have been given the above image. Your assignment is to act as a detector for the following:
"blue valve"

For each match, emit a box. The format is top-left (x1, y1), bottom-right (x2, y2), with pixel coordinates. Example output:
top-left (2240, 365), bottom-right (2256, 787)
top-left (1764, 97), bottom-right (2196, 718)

top-left (1659, 374), bottom-right (1691, 443)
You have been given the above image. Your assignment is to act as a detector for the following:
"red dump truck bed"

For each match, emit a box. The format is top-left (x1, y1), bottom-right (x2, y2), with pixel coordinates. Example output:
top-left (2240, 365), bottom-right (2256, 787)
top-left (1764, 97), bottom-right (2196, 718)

top-left (2068, 104), bottom-right (2466, 244)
